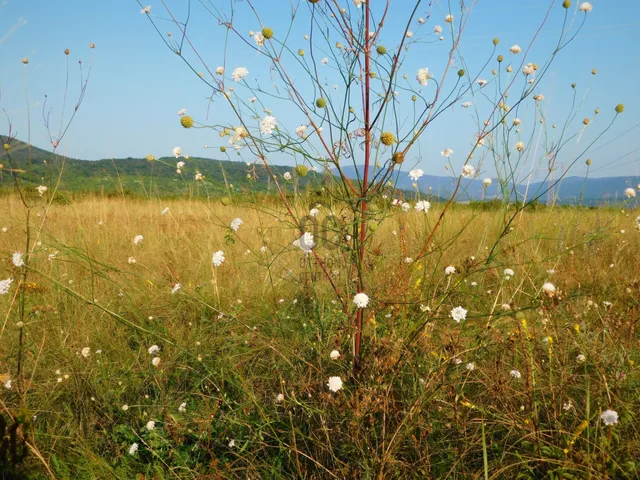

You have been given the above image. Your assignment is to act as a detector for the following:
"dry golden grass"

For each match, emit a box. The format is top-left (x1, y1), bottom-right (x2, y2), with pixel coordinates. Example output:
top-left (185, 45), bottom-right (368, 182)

top-left (1, 194), bottom-right (639, 478)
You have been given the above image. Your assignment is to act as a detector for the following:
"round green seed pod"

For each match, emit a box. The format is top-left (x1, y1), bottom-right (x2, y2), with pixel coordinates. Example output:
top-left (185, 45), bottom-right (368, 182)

top-left (586, 159), bottom-right (592, 166)
top-left (615, 104), bottom-right (624, 113)
top-left (376, 45), bottom-right (387, 55)
top-left (493, 38), bottom-right (499, 46)
top-left (221, 196), bottom-right (232, 206)
top-left (563, 0), bottom-right (571, 8)
top-left (295, 165), bottom-right (309, 177)
top-left (316, 98), bottom-right (327, 108)
top-left (220, 146), bottom-right (227, 153)
top-left (262, 27), bottom-right (274, 39)
top-left (180, 116), bottom-right (194, 128)
top-left (458, 69), bottom-right (465, 77)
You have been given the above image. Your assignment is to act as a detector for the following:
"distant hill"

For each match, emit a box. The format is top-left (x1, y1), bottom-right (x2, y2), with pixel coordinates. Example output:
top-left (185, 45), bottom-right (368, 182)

top-left (0, 139), bottom-right (323, 198)
top-left (336, 165), bottom-right (640, 205)
top-left (2, 140), bottom-right (636, 204)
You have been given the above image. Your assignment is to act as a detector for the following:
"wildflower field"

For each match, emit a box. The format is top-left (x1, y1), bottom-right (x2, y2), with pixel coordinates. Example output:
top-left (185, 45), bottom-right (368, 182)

top-left (1, 194), bottom-right (639, 478)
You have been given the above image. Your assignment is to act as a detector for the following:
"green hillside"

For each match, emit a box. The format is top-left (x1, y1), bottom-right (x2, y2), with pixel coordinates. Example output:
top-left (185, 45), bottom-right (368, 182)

top-left (0, 139), bottom-right (323, 198)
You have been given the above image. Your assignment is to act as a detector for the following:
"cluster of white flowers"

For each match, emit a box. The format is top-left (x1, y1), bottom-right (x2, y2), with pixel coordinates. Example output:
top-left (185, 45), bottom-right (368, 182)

top-left (230, 218), bottom-right (243, 232)
top-left (409, 169), bottom-right (424, 181)
top-left (12, 252), bottom-right (25, 268)
top-left (327, 376), bottom-right (343, 392)
top-left (212, 251), bottom-right (225, 267)
top-left (293, 232), bottom-right (315, 253)
top-left (353, 292), bottom-right (369, 309)
top-left (450, 306), bottom-right (467, 322)
top-left (415, 200), bottom-right (431, 213)
top-left (416, 68), bottom-right (429, 87)
top-left (461, 165), bottom-right (475, 178)
top-left (0, 278), bottom-right (13, 295)
top-left (260, 115), bottom-right (277, 135)
top-left (441, 148), bottom-right (453, 158)
top-left (232, 67), bottom-right (249, 82)
top-left (624, 187), bottom-right (636, 198)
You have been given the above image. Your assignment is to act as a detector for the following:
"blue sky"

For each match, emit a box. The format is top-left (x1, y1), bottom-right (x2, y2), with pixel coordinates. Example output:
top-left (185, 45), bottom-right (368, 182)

top-left (1, 0), bottom-right (638, 179)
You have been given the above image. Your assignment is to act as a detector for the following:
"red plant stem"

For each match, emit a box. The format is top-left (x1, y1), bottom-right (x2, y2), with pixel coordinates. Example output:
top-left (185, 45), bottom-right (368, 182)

top-left (354, 1), bottom-right (372, 373)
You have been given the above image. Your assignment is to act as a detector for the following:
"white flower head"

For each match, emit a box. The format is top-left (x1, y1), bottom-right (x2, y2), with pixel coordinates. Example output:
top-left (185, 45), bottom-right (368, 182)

top-left (510, 44), bottom-right (522, 54)
top-left (576, 353), bottom-right (586, 363)
top-left (465, 362), bottom-right (475, 371)
top-left (215, 66), bottom-right (224, 75)
top-left (441, 148), bottom-right (454, 158)
top-left (212, 250), bottom-right (225, 267)
top-left (151, 356), bottom-right (161, 367)
top-left (417, 68), bottom-right (430, 87)
top-left (515, 141), bottom-right (525, 152)
top-left (161, 207), bottom-right (169, 215)
top-left (309, 208), bottom-right (319, 218)
top-left (254, 31), bottom-right (265, 47)
top-left (129, 443), bottom-right (139, 455)
top-left (146, 420), bottom-right (156, 431)
top-left (148, 345), bottom-right (160, 355)
top-left (296, 125), bottom-right (308, 139)
top-left (461, 101), bottom-right (472, 108)
top-left (353, 292), bottom-right (369, 309)
top-left (140, 6), bottom-right (151, 14)
top-left (177, 108), bottom-right (186, 116)
top-left (133, 235), bottom-right (144, 245)
top-left (327, 376), bottom-right (343, 392)
top-left (260, 115), bottom-right (277, 135)
top-left (330, 350), bottom-right (340, 360)
top-left (283, 172), bottom-right (292, 181)
top-left (477, 79), bottom-right (488, 86)
top-left (353, 0), bottom-right (365, 7)
top-left (276, 393), bottom-right (285, 403)
top-left (450, 306), bottom-right (467, 322)
top-left (232, 67), bottom-right (249, 82)
top-left (0, 278), bottom-right (13, 295)
top-left (81, 347), bottom-right (90, 358)
top-left (600, 409), bottom-right (618, 426)
top-left (178, 402), bottom-right (187, 413)
top-left (230, 218), bottom-right (243, 232)
top-left (445, 14), bottom-right (454, 23)
top-left (542, 282), bottom-right (556, 294)
top-left (293, 232), bottom-right (315, 253)
top-left (415, 200), bottom-right (431, 213)
top-left (445, 265), bottom-right (456, 275)
top-left (504, 268), bottom-right (515, 278)
top-left (434, 25), bottom-right (442, 34)
top-left (510, 369), bottom-right (522, 379)
top-left (482, 178), bottom-right (492, 188)
top-left (171, 283), bottom-right (181, 294)
top-left (36, 185), bottom-right (48, 196)
top-left (579, 2), bottom-right (593, 12)
top-left (461, 165), bottom-right (475, 178)
top-left (409, 169), bottom-right (424, 181)
top-left (12, 252), bottom-right (25, 268)
top-left (624, 188), bottom-right (636, 198)
top-left (173, 146), bottom-right (182, 158)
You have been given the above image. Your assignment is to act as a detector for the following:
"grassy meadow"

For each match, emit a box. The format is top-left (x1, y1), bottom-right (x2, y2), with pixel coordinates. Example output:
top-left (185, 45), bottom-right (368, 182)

top-left (1, 194), bottom-right (639, 478)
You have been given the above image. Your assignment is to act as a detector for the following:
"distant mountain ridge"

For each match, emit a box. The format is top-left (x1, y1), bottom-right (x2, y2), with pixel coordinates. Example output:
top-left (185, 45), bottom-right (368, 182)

top-left (336, 165), bottom-right (640, 204)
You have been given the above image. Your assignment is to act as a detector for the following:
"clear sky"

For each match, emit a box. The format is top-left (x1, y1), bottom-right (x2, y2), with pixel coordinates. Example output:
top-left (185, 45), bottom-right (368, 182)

top-left (1, 0), bottom-right (638, 179)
